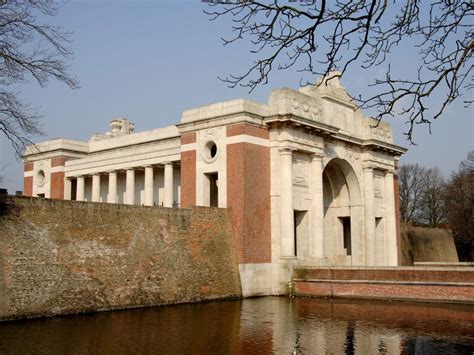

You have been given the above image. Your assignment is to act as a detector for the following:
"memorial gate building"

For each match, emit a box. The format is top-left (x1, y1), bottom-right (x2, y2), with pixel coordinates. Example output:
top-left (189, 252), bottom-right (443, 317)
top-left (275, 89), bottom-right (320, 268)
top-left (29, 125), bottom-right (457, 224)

top-left (22, 74), bottom-right (407, 296)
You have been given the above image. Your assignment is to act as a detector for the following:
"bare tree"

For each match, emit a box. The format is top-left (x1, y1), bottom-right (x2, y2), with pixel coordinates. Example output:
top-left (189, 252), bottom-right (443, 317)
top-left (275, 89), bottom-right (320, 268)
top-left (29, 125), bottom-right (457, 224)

top-left (417, 167), bottom-right (446, 227)
top-left (398, 163), bottom-right (429, 224)
top-left (444, 151), bottom-right (474, 260)
top-left (0, 0), bottom-right (78, 155)
top-left (205, 1), bottom-right (473, 142)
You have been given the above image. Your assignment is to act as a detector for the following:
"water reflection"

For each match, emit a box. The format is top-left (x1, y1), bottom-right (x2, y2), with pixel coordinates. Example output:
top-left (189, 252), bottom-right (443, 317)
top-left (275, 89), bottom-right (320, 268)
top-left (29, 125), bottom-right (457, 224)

top-left (0, 297), bottom-right (473, 354)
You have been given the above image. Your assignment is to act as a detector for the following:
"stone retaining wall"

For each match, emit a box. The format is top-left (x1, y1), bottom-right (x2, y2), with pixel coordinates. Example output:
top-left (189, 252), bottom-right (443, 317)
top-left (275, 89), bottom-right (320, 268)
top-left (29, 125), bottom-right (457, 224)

top-left (0, 196), bottom-right (242, 320)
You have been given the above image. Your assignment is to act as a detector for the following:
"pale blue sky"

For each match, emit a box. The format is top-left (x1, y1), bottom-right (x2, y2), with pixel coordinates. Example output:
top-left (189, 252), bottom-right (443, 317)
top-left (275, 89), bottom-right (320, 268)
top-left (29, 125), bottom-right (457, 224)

top-left (1, 0), bottom-right (473, 192)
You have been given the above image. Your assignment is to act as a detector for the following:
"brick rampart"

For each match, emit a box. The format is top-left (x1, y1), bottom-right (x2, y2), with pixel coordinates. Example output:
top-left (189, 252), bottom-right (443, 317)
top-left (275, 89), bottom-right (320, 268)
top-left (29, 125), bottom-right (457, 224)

top-left (294, 267), bottom-right (474, 304)
top-left (0, 196), bottom-right (241, 320)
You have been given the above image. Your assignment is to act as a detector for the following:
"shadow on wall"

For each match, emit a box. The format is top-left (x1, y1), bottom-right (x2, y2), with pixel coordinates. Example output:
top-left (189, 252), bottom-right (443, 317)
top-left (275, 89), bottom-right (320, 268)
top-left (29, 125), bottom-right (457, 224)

top-left (401, 224), bottom-right (459, 265)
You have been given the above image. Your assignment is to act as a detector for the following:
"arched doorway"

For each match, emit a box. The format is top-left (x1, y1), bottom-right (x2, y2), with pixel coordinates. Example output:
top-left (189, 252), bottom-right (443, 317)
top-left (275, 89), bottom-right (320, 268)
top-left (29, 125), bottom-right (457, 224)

top-left (323, 158), bottom-right (363, 265)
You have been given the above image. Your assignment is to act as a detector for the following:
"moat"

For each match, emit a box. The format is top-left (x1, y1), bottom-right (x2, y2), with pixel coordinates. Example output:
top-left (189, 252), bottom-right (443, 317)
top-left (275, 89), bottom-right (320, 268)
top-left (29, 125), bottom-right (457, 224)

top-left (0, 297), bottom-right (473, 354)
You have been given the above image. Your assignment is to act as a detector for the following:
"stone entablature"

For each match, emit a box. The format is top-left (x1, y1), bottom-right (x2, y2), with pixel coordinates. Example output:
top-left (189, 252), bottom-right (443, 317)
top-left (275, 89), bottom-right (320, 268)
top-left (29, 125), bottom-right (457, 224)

top-left (22, 75), bottom-right (407, 297)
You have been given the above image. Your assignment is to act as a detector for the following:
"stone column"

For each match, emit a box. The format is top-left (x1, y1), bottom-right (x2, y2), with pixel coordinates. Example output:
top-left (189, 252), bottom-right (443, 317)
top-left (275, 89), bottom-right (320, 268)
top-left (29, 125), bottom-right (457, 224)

top-left (363, 167), bottom-right (376, 265)
top-left (126, 169), bottom-right (135, 205)
top-left (107, 171), bottom-right (117, 203)
top-left (384, 170), bottom-right (398, 266)
top-left (279, 147), bottom-right (295, 257)
top-left (164, 162), bottom-right (173, 207)
top-left (144, 166), bottom-right (154, 206)
top-left (76, 176), bottom-right (85, 201)
top-left (91, 174), bottom-right (101, 202)
top-left (64, 178), bottom-right (72, 200)
top-left (310, 154), bottom-right (326, 258)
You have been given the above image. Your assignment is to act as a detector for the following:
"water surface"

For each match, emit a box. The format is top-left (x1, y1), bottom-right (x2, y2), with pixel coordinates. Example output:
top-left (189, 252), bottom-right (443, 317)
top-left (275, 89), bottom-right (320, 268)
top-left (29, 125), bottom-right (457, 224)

top-left (1, 297), bottom-right (473, 354)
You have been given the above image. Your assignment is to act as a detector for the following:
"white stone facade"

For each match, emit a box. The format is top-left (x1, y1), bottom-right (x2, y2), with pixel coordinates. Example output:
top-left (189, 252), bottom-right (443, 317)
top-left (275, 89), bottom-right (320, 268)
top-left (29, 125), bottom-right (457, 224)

top-left (23, 74), bottom-right (406, 296)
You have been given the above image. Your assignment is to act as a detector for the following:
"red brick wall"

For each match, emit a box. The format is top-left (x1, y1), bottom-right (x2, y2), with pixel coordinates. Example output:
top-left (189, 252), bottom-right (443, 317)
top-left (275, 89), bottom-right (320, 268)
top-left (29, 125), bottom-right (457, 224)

top-left (226, 123), bottom-right (269, 139)
top-left (181, 150), bottom-right (196, 207)
top-left (181, 132), bottom-right (196, 145)
top-left (24, 162), bottom-right (33, 172)
top-left (295, 281), bottom-right (474, 303)
top-left (24, 176), bottom-right (33, 197)
top-left (294, 267), bottom-right (474, 283)
top-left (294, 267), bottom-right (474, 303)
top-left (50, 172), bottom-right (65, 200)
top-left (227, 142), bottom-right (271, 264)
top-left (51, 157), bottom-right (67, 168)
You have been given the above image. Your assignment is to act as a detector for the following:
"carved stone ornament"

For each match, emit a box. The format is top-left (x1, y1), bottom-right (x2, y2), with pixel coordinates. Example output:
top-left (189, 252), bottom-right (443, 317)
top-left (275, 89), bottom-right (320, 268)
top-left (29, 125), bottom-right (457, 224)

top-left (371, 125), bottom-right (392, 142)
top-left (290, 95), bottom-right (322, 121)
top-left (199, 129), bottom-right (221, 164)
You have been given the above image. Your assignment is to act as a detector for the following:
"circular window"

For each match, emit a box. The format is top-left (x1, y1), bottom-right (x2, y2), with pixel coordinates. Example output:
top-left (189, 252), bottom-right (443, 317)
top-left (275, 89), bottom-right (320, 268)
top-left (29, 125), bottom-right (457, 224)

top-left (203, 141), bottom-right (218, 162)
top-left (37, 170), bottom-right (45, 186)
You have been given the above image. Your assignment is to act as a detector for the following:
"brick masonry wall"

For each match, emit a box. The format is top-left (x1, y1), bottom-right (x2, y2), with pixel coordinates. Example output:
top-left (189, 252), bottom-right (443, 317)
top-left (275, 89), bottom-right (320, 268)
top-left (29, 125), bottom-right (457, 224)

top-left (181, 132), bottom-right (196, 145)
top-left (23, 176), bottom-right (33, 197)
top-left (0, 196), bottom-right (242, 320)
top-left (50, 157), bottom-right (67, 168)
top-left (180, 150), bottom-right (196, 208)
top-left (227, 139), bottom-right (271, 264)
top-left (50, 172), bottom-right (65, 199)
top-left (24, 162), bottom-right (33, 172)
top-left (294, 267), bottom-right (474, 303)
top-left (226, 123), bottom-right (270, 139)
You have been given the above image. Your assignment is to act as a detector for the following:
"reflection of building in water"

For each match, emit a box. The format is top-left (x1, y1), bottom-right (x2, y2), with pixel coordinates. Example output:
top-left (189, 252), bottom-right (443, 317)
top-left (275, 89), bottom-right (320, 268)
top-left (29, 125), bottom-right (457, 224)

top-left (22, 73), bottom-right (406, 296)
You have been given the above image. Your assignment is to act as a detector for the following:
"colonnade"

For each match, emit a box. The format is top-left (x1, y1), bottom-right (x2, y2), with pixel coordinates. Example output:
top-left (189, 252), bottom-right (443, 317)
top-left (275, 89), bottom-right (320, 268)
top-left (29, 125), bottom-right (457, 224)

top-left (64, 162), bottom-right (176, 207)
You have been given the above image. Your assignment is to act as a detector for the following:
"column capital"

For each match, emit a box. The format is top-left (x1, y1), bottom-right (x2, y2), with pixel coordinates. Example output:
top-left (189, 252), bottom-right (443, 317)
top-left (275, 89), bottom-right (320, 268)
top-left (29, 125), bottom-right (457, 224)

top-left (278, 147), bottom-right (296, 154)
top-left (310, 153), bottom-right (324, 160)
top-left (163, 161), bottom-right (173, 166)
top-left (384, 169), bottom-right (396, 175)
top-left (362, 165), bottom-right (374, 172)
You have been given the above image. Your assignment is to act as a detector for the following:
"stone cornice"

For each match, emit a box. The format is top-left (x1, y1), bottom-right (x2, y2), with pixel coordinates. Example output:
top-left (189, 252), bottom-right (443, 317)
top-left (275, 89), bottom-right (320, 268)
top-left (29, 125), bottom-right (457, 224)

top-left (177, 112), bottom-right (266, 134)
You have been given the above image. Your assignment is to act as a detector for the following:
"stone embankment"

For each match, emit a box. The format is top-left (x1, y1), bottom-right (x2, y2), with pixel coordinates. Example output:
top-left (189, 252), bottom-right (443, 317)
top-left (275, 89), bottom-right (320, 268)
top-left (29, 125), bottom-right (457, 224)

top-left (0, 196), bottom-right (242, 320)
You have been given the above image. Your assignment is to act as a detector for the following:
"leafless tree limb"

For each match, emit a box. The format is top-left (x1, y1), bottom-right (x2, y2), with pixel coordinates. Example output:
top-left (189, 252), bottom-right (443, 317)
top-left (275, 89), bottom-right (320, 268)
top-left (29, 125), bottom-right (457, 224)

top-left (205, 0), bottom-right (473, 143)
top-left (0, 0), bottom-right (78, 156)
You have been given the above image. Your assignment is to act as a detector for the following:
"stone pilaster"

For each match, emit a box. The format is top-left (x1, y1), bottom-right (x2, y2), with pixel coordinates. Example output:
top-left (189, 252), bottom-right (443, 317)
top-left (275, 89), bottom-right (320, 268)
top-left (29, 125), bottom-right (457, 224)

top-left (279, 147), bottom-right (295, 257)
top-left (310, 153), bottom-right (326, 259)
top-left (363, 166), bottom-right (376, 265)
top-left (384, 170), bottom-right (398, 266)
top-left (63, 178), bottom-right (72, 200)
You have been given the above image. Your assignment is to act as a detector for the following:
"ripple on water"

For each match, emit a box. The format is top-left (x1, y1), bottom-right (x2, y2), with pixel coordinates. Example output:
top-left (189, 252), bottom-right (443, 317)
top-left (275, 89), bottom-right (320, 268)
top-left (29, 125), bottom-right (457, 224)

top-left (0, 297), bottom-right (473, 354)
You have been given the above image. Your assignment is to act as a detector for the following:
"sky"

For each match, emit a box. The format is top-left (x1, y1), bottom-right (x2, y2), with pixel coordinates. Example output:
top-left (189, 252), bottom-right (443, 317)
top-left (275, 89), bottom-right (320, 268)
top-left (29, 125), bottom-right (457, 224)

top-left (1, 0), bottom-right (473, 193)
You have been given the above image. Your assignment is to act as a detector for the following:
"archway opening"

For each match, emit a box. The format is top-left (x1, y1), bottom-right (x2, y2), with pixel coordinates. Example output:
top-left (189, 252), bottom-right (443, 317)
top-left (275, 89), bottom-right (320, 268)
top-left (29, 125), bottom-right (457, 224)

top-left (323, 158), bottom-right (362, 265)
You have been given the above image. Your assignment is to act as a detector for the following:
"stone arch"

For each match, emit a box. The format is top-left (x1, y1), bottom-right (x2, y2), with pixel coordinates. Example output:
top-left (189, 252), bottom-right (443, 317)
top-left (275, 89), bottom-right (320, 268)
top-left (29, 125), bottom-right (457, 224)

top-left (323, 158), bottom-right (363, 265)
